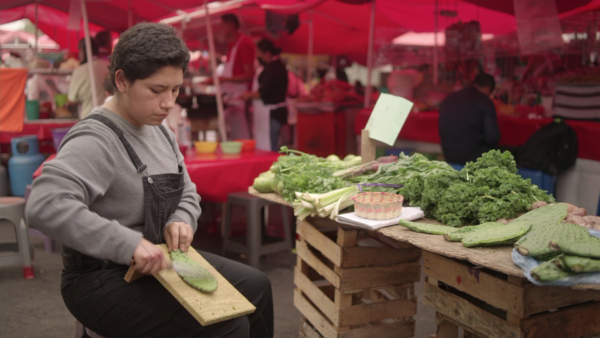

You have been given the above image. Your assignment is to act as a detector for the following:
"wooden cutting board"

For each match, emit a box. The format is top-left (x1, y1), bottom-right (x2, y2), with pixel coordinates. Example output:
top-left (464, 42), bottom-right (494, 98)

top-left (124, 244), bottom-right (256, 325)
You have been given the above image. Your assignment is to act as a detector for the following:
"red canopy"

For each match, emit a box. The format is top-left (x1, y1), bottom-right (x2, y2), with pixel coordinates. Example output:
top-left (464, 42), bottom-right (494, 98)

top-left (0, 0), bottom-right (223, 32)
top-left (161, 0), bottom-right (599, 62)
top-left (0, 3), bottom-right (103, 52)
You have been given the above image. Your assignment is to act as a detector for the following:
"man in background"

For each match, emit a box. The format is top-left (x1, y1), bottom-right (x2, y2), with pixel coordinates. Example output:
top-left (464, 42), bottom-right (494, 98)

top-left (215, 14), bottom-right (255, 139)
top-left (95, 31), bottom-right (113, 60)
top-left (68, 38), bottom-right (110, 119)
top-left (439, 73), bottom-right (500, 165)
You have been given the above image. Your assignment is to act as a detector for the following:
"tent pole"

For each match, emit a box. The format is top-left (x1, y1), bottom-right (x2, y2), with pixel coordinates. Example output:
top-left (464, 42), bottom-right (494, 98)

top-left (128, 0), bottom-right (133, 28)
top-left (81, 0), bottom-right (98, 108)
top-left (204, 0), bottom-right (228, 142)
top-left (34, 0), bottom-right (39, 52)
top-left (433, 0), bottom-right (439, 85)
top-left (307, 11), bottom-right (314, 91)
top-left (364, 0), bottom-right (375, 108)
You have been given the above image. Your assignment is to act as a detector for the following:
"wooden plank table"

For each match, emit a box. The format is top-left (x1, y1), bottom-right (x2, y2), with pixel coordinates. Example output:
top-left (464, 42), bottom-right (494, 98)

top-left (249, 187), bottom-right (600, 291)
top-left (249, 188), bottom-right (600, 337)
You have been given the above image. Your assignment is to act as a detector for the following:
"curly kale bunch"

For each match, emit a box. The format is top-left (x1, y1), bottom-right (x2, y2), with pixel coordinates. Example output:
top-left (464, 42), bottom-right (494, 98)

top-left (400, 150), bottom-right (555, 226)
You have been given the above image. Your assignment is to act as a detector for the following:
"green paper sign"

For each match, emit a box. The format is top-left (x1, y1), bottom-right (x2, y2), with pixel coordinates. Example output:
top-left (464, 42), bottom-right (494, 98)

top-left (365, 93), bottom-right (413, 146)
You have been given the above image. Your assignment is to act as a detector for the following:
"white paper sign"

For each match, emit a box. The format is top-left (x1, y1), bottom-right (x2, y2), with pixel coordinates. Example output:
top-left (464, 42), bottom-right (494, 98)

top-left (365, 93), bottom-right (413, 146)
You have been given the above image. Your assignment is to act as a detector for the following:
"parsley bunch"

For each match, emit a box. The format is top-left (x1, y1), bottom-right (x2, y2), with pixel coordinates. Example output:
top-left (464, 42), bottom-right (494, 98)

top-left (401, 150), bottom-right (555, 226)
top-left (271, 147), bottom-right (348, 202)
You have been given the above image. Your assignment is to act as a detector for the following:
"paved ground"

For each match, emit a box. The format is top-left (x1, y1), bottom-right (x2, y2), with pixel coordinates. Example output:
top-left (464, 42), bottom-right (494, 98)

top-left (0, 205), bottom-right (437, 338)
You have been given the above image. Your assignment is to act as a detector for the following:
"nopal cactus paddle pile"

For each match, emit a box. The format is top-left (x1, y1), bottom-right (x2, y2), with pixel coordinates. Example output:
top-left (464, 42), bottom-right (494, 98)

top-left (461, 221), bottom-right (531, 248)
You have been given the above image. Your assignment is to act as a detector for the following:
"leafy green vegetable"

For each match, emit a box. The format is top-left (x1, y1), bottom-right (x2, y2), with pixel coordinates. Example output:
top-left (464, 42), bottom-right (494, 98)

top-left (270, 147), bottom-right (348, 202)
top-left (400, 150), bottom-right (555, 226)
top-left (350, 153), bottom-right (454, 194)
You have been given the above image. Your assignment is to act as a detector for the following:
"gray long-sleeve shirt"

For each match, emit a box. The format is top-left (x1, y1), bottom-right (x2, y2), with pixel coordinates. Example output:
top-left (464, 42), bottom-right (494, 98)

top-left (26, 107), bottom-right (201, 265)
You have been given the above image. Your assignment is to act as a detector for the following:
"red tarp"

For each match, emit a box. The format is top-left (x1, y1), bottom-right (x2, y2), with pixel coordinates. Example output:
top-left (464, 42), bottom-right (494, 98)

top-left (354, 109), bottom-right (600, 162)
top-left (3, 0), bottom-right (600, 57)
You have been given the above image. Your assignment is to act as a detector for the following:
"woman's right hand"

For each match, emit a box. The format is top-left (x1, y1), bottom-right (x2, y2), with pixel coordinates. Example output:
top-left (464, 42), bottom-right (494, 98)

top-left (132, 238), bottom-right (169, 275)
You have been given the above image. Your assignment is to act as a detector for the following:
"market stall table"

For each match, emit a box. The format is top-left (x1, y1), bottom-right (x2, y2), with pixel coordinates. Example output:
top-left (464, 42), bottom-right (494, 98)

top-left (354, 109), bottom-right (600, 215)
top-left (249, 188), bottom-right (600, 338)
top-left (0, 119), bottom-right (78, 154)
top-left (354, 109), bottom-right (600, 162)
top-left (184, 149), bottom-right (279, 203)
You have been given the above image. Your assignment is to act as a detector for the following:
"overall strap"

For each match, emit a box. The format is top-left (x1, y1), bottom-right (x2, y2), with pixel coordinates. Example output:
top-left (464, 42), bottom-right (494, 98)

top-left (157, 124), bottom-right (178, 157)
top-left (83, 114), bottom-right (147, 173)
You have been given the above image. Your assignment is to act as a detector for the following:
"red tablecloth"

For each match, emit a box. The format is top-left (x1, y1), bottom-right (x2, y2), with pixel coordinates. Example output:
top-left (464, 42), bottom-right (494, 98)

top-left (33, 150), bottom-right (280, 203)
top-left (0, 120), bottom-right (78, 154)
top-left (185, 149), bottom-right (280, 203)
top-left (354, 109), bottom-right (600, 162)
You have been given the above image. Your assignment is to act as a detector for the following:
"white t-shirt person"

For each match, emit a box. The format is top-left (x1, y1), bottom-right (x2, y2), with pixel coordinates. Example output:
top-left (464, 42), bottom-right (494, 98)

top-left (68, 58), bottom-right (110, 119)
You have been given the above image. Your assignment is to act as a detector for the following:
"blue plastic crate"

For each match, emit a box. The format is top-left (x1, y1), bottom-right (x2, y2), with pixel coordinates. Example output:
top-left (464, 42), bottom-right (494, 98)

top-left (517, 168), bottom-right (556, 196)
top-left (384, 148), bottom-right (415, 157)
top-left (448, 163), bottom-right (464, 171)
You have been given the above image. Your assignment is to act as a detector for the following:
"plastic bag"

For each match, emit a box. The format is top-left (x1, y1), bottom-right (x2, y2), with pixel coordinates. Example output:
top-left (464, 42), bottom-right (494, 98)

top-left (512, 229), bottom-right (600, 286)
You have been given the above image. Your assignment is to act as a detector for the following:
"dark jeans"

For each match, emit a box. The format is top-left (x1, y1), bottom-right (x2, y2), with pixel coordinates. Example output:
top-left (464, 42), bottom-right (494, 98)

top-left (61, 250), bottom-right (273, 338)
top-left (270, 119), bottom-right (283, 152)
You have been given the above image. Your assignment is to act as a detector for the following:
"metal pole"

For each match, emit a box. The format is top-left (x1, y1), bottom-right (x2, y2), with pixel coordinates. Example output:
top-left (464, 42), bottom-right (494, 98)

top-left (80, 0), bottom-right (98, 108)
top-left (307, 11), bottom-right (314, 91)
top-left (204, 0), bottom-right (228, 142)
top-left (34, 0), bottom-right (39, 52)
top-left (364, 0), bottom-right (376, 108)
top-left (128, 0), bottom-right (133, 28)
top-left (433, 0), bottom-right (439, 85)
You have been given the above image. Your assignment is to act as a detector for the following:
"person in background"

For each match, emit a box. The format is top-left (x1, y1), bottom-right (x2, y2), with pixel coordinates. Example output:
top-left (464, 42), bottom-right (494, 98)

top-left (95, 30), bottom-right (113, 60)
top-left (68, 38), bottom-right (110, 119)
top-left (242, 39), bottom-right (288, 151)
top-left (439, 73), bottom-right (500, 165)
top-left (103, 74), bottom-right (115, 103)
top-left (206, 14), bottom-right (255, 139)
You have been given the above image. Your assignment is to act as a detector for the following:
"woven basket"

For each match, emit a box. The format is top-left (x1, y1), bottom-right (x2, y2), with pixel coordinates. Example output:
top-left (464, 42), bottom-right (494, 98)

top-left (352, 192), bottom-right (404, 220)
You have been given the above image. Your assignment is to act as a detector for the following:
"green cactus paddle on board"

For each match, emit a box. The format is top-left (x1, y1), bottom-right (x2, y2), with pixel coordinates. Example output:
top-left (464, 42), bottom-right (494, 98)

top-left (171, 250), bottom-right (218, 293)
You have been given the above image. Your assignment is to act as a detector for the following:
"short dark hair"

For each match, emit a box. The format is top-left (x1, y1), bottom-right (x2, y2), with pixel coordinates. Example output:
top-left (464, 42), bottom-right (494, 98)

top-left (109, 23), bottom-right (189, 87)
top-left (221, 14), bottom-right (240, 29)
top-left (473, 73), bottom-right (495, 92)
top-left (257, 38), bottom-right (282, 55)
top-left (78, 38), bottom-right (99, 56)
top-left (95, 30), bottom-right (112, 49)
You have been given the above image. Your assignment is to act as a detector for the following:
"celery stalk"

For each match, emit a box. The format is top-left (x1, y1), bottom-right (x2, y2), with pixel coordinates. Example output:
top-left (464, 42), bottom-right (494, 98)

top-left (314, 187), bottom-right (357, 209)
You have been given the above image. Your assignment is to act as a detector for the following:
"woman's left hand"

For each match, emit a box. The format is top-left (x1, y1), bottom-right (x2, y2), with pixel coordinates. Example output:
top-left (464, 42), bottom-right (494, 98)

top-left (164, 222), bottom-right (194, 253)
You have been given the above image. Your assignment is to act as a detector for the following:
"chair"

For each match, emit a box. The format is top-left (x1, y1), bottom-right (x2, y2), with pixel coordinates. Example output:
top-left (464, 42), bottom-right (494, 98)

top-left (223, 192), bottom-right (293, 268)
top-left (596, 190), bottom-right (600, 216)
top-left (0, 197), bottom-right (34, 279)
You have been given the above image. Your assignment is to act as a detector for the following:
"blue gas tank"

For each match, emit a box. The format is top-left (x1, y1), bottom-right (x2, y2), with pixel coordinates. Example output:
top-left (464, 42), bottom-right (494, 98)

top-left (8, 135), bottom-right (46, 197)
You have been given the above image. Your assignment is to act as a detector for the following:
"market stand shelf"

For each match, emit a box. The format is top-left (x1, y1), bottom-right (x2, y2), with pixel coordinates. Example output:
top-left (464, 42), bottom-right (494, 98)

top-left (249, 187), bottom-right (421, 338)
top-left (248, 188), bottom-right (600, 338)
top-left (424, 251), bottom-right (600, 338)
top-left (295, 217), bottom-right (420, 338)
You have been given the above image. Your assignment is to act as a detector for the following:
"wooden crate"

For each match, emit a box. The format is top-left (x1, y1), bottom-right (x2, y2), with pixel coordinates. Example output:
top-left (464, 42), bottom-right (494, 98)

top-left (294, 218), bottom-right (422, 338)
top-left (423, 251), bottom-right (600, 338)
